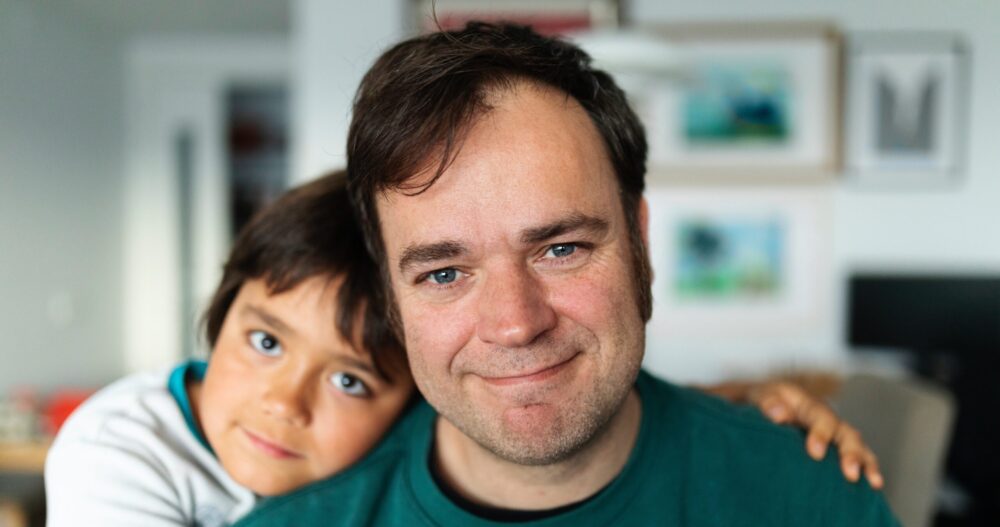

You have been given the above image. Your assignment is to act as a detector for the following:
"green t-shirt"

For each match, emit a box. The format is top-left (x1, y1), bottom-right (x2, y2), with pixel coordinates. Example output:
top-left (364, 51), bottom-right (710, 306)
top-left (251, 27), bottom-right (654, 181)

top-left (236, 370), bottom-right (899, 526)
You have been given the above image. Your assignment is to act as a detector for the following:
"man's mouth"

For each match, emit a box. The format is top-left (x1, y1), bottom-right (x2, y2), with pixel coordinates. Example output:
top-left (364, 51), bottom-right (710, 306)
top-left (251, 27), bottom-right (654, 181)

top-left (241, 427), bottom-right (303, 459)
top-left (479, 352), bottom-right (580, 386)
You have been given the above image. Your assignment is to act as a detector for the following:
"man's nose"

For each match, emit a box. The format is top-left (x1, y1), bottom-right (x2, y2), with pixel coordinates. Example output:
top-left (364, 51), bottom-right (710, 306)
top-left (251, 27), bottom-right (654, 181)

top-left (260, 366), bottom-right (312, 427)
top-left (476, 264), bottom-right (557, 348)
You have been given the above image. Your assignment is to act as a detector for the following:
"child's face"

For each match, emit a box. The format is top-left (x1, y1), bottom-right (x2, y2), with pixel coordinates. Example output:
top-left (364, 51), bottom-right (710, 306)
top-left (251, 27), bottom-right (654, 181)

top-left (197, 276), bottom-right (414, 496)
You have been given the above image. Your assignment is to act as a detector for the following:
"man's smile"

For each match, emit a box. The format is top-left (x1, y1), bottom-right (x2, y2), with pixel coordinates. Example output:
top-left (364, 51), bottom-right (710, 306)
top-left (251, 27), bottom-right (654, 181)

top-left (478, 352), bottom-right (581, 387)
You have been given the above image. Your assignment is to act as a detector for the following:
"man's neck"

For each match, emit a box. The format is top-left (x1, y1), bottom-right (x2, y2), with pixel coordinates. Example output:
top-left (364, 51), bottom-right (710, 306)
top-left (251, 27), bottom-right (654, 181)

top-left (433, 388), bottom-right (642, 511)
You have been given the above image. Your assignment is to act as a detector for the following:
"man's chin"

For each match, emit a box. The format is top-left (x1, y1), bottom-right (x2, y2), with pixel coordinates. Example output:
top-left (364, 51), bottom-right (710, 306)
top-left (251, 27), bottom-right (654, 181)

top-left (500, 402), bottom-right (568, 437)
top-left (475, 426), bottom-right (588, 466)
top-left (437, 357), bottom-right (636, 467)
top-left (451, 401), bottom-right (600, 466)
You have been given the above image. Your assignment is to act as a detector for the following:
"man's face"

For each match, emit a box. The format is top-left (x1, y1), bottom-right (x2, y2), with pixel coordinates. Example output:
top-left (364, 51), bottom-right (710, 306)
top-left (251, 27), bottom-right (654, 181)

top-left (376, 83), bottom-right (647, 464)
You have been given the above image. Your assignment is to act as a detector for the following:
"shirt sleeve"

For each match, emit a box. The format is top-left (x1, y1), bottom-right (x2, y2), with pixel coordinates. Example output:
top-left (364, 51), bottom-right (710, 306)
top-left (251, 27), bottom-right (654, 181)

top-left (45, 433), bottom-right (190, 527)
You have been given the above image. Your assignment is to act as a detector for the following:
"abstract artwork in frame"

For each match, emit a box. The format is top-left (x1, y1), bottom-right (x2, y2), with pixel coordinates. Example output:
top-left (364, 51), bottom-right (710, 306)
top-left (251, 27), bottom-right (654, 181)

top-left (638, 22), bottom-right (842, 183)
top-left (845, 32), bottom-right (969, 188)
top-left (412, 0), bottom-right (621, 36)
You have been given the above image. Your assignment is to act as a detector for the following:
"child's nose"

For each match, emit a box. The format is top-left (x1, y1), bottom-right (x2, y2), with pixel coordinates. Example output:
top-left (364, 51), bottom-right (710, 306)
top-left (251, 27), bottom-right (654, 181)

top-left (260, 377), bottom-right (311, 427)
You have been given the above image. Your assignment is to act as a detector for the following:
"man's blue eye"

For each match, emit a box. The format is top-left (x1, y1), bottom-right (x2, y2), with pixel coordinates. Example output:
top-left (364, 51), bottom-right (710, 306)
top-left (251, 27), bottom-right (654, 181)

top-left (549, 244), bottom-right (576, 258)
top-left (428, 268), bottom-right (458, 284)
top-left (249, 330), bottom-right (282, 356)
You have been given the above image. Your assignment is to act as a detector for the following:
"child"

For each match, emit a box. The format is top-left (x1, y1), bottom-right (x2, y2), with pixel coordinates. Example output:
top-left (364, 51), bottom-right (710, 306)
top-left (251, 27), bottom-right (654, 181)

top-left (45, 172), bottom-right (880, 527)
top-left (45, 172), bottom-right (414, 526)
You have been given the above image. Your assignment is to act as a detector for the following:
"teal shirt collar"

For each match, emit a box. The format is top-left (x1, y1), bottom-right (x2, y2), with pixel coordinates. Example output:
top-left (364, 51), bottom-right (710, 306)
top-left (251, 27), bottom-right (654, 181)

top-left (167, 359), bottom-right (214, 454)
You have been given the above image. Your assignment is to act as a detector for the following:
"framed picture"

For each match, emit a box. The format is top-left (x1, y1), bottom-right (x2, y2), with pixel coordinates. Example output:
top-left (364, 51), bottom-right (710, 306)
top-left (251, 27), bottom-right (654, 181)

top-left (411, 0), bottom-right (621, 35)
top-left (634, 22), bottom-right (843, 183)
top-left (641, 187), bottom-right (835, 382)
top-left (645, 186), bottom-right (832, 341)
top-left (845, 32), bottom-right (969, 188)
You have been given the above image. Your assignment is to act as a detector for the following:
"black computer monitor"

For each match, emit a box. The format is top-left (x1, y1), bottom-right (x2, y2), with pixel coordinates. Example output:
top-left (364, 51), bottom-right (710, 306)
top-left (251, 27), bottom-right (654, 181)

top-left (848, 274), bottom-right (1000, 355)
top-left (849, 274), bottom-right (1000, 523)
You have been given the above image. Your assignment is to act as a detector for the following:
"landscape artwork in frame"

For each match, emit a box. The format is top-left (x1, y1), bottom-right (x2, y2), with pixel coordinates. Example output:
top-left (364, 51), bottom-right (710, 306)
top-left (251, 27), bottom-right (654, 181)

top-left (846, 33), bottom-right (969, 188)
top-left (641, 22), bottom-right (842, 183)
top-left (674, 216), bottom-right (785, 302)
top-left (645, 187), bottom-right (832, 341)
top-left (412, 0), bottom-right (620, 36)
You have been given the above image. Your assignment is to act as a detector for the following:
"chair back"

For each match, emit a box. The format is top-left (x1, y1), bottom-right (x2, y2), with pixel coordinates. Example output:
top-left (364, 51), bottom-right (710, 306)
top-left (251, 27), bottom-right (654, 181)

top-left (834, 374), bottom-right (955, 527)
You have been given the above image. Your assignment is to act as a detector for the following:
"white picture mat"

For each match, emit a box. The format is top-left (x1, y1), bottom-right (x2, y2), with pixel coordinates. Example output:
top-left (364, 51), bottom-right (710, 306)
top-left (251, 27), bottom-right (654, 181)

top-left (845, 34), bottom-right (966, 186)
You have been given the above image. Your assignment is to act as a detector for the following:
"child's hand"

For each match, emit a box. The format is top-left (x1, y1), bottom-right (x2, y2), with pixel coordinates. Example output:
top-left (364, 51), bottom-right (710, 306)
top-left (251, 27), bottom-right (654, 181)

top-left (701, 379), bottom-right (884, 490)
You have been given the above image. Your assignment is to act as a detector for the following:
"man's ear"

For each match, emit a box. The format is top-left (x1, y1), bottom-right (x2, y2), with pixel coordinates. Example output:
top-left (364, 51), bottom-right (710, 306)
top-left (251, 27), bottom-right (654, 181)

top-left (638, 197), bottom-right (650, 249)
top-left (638, 197), bottom-right (654, 282)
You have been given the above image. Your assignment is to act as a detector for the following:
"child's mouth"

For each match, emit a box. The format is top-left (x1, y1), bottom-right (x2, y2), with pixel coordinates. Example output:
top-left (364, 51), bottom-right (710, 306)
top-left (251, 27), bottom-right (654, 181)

top-left (241, 427), bottom-right (303, 459)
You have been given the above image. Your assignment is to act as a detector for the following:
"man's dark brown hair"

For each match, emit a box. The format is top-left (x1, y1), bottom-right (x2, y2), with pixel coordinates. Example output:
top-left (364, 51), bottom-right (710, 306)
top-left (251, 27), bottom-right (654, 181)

top-left (347, 22), bottom-right (653, 333)
top-left (202, 171), bottom-right (406, 381)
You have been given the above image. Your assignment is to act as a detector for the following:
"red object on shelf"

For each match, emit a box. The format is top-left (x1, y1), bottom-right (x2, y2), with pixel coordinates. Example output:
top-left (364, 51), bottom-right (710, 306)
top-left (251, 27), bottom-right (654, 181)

top-left (43, 389), bottom-right (94, 436)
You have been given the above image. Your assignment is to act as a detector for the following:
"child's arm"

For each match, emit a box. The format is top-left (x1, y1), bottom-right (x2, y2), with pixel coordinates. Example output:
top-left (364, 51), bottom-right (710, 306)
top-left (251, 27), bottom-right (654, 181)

top-left (45, 434), bottom-right (190, 526)
top-left (700, 378), bottom-right (884, 489)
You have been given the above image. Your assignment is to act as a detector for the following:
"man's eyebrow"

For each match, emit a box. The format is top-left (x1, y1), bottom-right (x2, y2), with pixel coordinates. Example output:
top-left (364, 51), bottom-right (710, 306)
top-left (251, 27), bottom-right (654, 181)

top-left (398, 241), bottom-right (467, 274)
top-left (241, 304), bottom-right (298, 338)
top-left (520, 213), bottom-right (610, 245)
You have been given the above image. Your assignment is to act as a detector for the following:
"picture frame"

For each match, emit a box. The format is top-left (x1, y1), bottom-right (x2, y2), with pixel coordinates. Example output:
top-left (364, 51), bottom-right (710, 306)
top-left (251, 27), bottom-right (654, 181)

top-left (845, 32), bottom-right (969, 188)
top-left (634, 22), bottom-right (843, 184)
top-left (411, 0), bottom-right (621, 35)
top-left (645, 186), bottom-right (832, 341)
top-left (641, 186), bottom-right (835, 382)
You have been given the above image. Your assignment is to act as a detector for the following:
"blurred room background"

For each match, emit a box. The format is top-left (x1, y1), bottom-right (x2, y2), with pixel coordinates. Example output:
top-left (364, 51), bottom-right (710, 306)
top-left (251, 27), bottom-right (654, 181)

top-left (2, 1), bottom-right (997, 525)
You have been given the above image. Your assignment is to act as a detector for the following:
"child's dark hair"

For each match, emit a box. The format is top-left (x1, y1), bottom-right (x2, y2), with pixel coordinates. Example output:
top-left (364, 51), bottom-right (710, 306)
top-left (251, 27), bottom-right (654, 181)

top-left (202, 170), bottom-right (406, 381)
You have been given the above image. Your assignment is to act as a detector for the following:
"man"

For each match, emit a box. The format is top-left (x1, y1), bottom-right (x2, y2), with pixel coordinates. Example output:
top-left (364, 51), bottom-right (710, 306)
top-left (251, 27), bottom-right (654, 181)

top-left (237, 23), bottom-right (896, 525)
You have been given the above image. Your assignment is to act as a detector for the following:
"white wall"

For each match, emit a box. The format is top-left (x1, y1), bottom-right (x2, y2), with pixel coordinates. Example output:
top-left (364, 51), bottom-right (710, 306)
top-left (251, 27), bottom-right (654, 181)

top-left (632, 0), bottom-right (1000, 382)
top-left (0, 0), bottom-right (125, 391)
top-left (636, 0), bottom-right (1000, 263)
top-left (291, 0), bottom-right (410, 184)
top-left (122, 37), bottom-right (289, 373)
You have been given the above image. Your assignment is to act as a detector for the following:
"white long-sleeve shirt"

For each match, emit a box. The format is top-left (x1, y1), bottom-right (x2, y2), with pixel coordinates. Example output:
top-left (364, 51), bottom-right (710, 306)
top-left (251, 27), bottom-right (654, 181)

top-left (45, 363), bottom-right (256, 526)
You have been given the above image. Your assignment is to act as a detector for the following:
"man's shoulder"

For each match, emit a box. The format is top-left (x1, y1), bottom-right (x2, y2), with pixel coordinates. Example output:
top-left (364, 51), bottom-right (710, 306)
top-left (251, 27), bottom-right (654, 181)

top-left (640, 370), bottom-right (808, 443)
top-left (636, 371), bottom-right (898, 526)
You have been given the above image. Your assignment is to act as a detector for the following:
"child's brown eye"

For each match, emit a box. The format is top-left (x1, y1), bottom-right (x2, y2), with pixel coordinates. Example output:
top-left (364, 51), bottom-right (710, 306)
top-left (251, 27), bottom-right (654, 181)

top-left (330, 372), bottom-right (370, 397)
top-left (249, 330), bottom-right (282, 357)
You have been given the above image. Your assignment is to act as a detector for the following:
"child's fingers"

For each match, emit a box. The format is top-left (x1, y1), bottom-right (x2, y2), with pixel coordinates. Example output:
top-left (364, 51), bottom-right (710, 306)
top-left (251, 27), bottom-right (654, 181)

top-left (798, 399), bottom-right (837, 461)
top-left (862, 449), bottom-right (884, 489)
top-left (832, 423), bottom-right (886, 487)
top-left (758, 394), bottom-right (791, 424)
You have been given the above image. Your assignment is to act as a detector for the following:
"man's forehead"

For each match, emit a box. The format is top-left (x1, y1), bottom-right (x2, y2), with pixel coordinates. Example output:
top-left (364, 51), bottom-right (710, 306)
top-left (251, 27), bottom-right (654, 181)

top-left (373, 81), bottom-right (620, 247)
top-left (381, 81), bottom-right (590, 192)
